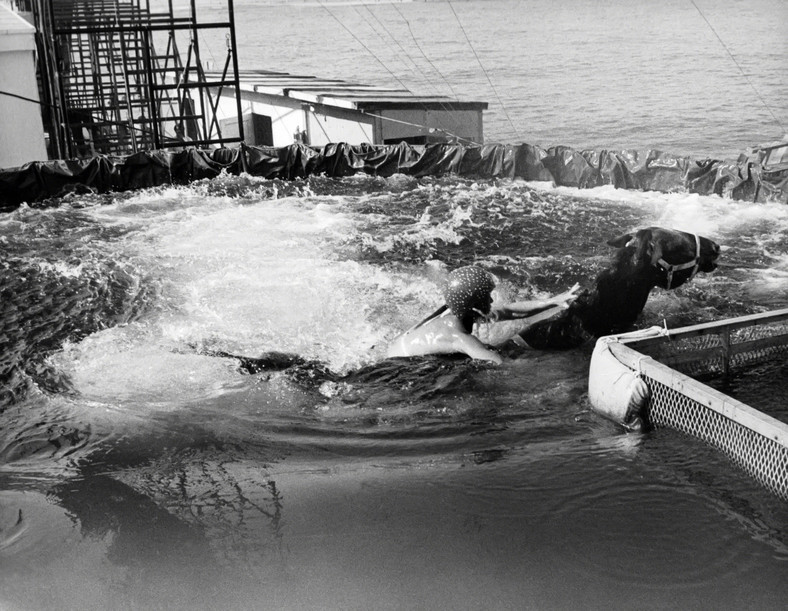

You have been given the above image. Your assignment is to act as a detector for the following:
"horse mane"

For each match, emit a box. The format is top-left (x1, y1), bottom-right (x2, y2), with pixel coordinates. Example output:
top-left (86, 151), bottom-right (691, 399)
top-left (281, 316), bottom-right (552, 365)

top-left (520, 243), bottom-right (659, 349)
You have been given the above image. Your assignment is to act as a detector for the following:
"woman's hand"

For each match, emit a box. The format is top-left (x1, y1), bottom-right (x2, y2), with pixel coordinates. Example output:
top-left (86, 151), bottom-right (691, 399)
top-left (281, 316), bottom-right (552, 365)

top-left (549, 283), bottom-right (581, 308)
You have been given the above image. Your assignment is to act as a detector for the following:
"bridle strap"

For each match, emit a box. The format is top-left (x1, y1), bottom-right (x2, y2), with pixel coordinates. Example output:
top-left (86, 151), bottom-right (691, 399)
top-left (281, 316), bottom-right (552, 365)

top-left (656, 233), bottom-right (701, 289)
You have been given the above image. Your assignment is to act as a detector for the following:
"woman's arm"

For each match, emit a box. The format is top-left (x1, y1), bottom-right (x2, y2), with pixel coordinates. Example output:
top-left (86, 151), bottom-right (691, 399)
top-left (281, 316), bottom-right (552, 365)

top-left (453, 333), bottom-right (504, 364)
top-left (489, 284), bottom-right (581, 322)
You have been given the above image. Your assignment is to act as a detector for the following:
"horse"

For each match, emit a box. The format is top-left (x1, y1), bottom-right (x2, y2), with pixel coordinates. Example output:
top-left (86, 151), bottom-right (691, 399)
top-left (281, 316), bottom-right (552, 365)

top-left (519, 227), bottom-right (720, 349)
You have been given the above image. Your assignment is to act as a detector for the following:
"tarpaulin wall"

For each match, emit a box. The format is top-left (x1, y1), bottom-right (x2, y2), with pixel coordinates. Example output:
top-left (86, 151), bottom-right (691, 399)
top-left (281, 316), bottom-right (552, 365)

top-left (1, 142), bottom-right (786, 211)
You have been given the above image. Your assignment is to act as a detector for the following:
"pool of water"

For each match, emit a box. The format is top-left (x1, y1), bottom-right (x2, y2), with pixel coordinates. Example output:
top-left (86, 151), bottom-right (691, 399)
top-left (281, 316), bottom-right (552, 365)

top-left (705, 354), bottom-right (788, 424)
top-left (1, 175), bottom-right (787, 609)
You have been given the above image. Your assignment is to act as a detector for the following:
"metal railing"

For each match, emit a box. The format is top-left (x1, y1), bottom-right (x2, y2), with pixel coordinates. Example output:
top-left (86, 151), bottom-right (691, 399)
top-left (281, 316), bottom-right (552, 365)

top-left (608, 308), bottom-right (788, 499)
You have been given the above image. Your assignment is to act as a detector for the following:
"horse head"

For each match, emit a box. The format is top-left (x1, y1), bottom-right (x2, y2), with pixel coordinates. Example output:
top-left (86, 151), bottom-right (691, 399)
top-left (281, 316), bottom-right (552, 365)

top-left (520, 226), bottom-right (720, 349)
top-left (607, 226), bottom-right (720, 291)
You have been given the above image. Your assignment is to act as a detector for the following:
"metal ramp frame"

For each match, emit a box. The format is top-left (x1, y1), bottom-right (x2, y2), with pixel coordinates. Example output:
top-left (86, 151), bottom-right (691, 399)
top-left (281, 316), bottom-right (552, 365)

top-left (29, 0), bottom-right (244, 158)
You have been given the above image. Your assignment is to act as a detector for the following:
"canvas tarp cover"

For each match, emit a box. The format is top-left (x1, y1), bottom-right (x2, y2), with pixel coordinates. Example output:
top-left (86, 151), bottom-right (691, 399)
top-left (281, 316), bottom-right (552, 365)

top-left (1, 142), bottom-right (786, 211)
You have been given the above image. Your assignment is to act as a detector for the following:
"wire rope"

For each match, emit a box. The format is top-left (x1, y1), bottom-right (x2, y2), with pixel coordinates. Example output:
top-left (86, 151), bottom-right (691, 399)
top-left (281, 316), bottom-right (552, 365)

top-left (447, 0), bottom-right (521, 142)
top-left (689, 0), bottom-right (785, 134)
top-left (0, 89), bottom-right (53, 107)
top-left (390, 2), bottom-right (461, 100)
top-left (362, 4), bottom-right (458, 117)
top-left (354, 5), bottom-right (417, 80)
top-left (317, 0), bottom-right (479, 145)
top-left (317, 1), bottom-right (418, 95)
top-left (363, 5), bottom-right (447, 99)
top-left (363, 111), bottom-right (478, 145)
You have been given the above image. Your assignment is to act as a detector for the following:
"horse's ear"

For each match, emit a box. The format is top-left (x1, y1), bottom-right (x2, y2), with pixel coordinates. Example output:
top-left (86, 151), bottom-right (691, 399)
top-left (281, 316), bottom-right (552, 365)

top-left (607, 232), bottom-right (634, 248)
top-left (631, 228), bottom-right (657, 264)
top-left (608, 229), bottom-right (659, 265)
top-left (609, 228), bottom-right (657, 263)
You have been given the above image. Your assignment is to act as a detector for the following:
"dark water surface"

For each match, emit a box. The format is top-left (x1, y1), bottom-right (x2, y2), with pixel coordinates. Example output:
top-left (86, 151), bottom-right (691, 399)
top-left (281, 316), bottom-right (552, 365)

top-left (1, 175), bottom-right (787, 609)
top-left (705, 355), bottom-right (788, 424)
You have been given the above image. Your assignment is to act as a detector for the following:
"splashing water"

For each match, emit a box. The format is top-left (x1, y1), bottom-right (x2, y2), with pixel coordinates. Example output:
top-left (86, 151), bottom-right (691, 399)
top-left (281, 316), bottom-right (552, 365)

top-left (0, 174), bottom-right (786, 610)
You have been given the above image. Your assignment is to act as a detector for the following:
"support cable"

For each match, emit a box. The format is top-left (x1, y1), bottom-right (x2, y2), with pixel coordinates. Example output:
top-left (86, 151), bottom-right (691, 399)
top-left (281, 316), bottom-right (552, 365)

top-left (0, 86), bottom-right (477, 145)
top-left (364, 111), bottom-right (479, 145)
top-left (391, 2), bottom-right (460, 100)
top-left (363, 5), bottom-right (449, 102)
top-left (447, 0), bottom-right (521, 142)
top-left (353, 5), bottom-right (414, 79)
top-left (319, 0), bottom-right (468, 142)
top-left (0, 89), bottom-right (56, 107)
top-left (318, 0), bottom-right (417, 95)
top-left (689, 0), bottom-right (785, 134)
top-left (318, 0), bottom-right (478, 144)
top-left (360, 5), bottom-right (457, 119)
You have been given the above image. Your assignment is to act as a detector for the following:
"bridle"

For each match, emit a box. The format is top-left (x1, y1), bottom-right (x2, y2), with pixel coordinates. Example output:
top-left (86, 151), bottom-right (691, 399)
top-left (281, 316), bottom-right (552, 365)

top-left (656, 233), bottom-right (701, 289)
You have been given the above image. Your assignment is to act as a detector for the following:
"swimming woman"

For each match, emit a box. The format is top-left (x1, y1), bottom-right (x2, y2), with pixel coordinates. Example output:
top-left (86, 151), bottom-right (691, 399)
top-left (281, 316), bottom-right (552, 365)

top-left (386, 266), bottom-right (580, 364)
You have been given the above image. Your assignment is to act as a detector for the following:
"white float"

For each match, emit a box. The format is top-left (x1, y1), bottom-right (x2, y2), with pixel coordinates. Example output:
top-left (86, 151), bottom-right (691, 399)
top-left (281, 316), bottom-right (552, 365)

top-left (588, 327), bottom-right (666, 430)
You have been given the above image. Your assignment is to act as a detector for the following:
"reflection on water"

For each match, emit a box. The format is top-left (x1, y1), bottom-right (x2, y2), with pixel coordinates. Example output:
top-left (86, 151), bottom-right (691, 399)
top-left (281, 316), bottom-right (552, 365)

top-left (1, 175), bottom-right (787, 609)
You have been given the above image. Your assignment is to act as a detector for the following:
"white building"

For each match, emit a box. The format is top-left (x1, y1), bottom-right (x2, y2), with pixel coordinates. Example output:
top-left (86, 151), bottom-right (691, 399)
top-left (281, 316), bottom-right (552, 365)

top-left (0, 3), bottom-right (46, 169)
top-left (208, 70), bottom-right (487, 148)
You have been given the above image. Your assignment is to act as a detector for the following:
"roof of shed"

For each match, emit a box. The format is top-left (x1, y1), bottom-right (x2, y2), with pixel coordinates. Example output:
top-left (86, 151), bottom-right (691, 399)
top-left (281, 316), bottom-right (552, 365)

top-left (208, 69), bottom-right (488, 112)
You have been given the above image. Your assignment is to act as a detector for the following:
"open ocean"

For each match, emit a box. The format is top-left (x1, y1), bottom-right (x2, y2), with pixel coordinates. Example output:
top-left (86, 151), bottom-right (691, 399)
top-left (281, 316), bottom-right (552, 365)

top-left (198, 0), bottom-right (788, 158)
top-left (1, 1), bottom-right (787, 610)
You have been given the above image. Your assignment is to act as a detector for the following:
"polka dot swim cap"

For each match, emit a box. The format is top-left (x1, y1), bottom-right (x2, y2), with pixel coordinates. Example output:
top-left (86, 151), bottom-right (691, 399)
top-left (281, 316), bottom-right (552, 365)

top-left (443, 266), bottom-right (496, 320)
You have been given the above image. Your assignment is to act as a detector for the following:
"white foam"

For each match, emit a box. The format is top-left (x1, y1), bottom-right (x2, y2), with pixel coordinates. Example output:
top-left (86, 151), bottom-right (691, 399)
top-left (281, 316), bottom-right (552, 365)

top-left (47, 177), bottom-right (787, 407)
top-left (530, 182), bottom-right (788, 243)
top-left (55, 190), bottom-right (416, 400)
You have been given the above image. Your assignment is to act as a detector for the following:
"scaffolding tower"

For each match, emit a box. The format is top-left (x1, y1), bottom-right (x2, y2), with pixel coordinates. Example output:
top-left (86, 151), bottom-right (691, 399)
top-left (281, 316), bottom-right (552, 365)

top-left (27, 0), bottom-right (244, 158)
